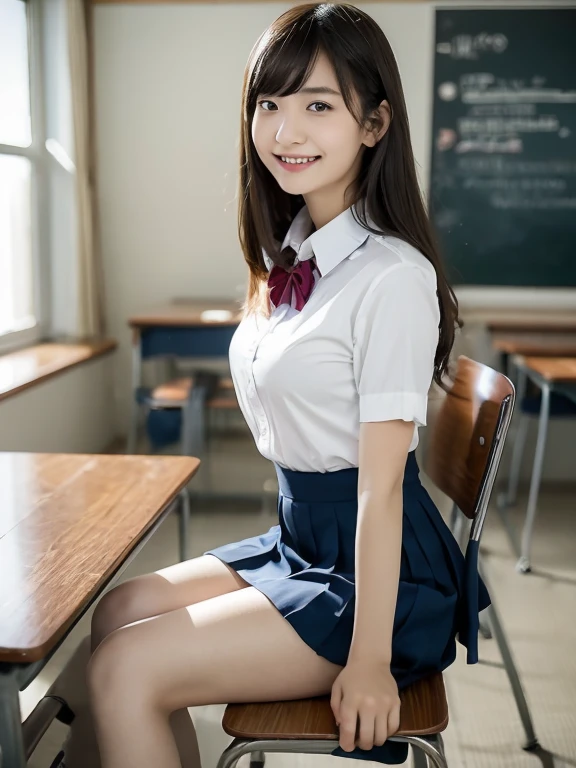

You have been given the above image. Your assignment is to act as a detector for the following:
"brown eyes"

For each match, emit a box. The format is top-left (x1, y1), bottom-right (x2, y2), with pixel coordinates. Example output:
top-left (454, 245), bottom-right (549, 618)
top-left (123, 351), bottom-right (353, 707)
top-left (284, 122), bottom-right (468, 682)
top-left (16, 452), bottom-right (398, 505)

top-left (257, 100), bottom-right (333, 113)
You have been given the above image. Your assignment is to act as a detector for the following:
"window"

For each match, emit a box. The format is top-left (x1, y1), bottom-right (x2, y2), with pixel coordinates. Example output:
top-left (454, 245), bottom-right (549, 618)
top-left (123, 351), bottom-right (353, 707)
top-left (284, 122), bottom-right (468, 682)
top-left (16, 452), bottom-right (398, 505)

top-left (0, 0), bottom-right (44, 350)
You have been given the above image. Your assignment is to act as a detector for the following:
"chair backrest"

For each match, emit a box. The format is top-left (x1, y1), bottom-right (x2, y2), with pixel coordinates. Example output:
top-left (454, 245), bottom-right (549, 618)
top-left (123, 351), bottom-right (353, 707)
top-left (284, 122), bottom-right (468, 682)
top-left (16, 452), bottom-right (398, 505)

top-left (423, 355), bottom-right (515, 542)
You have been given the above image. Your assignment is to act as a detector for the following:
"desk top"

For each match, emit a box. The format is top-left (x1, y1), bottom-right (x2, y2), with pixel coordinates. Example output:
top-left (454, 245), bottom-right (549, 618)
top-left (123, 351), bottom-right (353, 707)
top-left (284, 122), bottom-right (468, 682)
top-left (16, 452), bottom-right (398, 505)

top-left (484, 314), bottom-right (576, 333)
top-left (0, 453), bottom-right (199, 663)
top-left (129, 300), bottom-right (243, 329)
top-left (517, 356), bottom-right (576, 383)
top-left (461, 308), bottom-right (576, 333)
top-left (492, 332), bottom-right (576, 357)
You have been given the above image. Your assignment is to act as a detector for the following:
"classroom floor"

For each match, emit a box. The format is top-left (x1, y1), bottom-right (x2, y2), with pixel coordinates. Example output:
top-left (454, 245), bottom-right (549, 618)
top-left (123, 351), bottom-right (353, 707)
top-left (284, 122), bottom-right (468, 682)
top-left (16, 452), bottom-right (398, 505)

top-left (22, 427), bottom-right (576, 768)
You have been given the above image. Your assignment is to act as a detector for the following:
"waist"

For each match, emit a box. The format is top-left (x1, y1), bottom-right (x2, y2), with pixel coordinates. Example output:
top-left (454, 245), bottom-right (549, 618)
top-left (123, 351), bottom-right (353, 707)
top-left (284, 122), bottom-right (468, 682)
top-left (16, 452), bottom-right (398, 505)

top-left (274, 451), bottom-right (421, 502)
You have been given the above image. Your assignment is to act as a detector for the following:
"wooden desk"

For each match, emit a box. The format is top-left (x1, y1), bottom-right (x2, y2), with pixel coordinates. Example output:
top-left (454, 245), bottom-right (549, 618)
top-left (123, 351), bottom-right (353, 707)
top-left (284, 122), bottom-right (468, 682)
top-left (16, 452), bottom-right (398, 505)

top-left (488, 320), bottom-right (576, 333)
top-left (128, 299), bottom-right (243, 330)
top-left (502, 356), bottom-right (576, 573)
top-left (492, 332), bottom-right (576, 358)
top-left (473, 309), bottom-right (576, 334)
top-left (519, 356), bottom-right (576, 382)
top-left (127, 299), bottom-right (243, 454)
top-left (0, 452), bottom-right (199, 766)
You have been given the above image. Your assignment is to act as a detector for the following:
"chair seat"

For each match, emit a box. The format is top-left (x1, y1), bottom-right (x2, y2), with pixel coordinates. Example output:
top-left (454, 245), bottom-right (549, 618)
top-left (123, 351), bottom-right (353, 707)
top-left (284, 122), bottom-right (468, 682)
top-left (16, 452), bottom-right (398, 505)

top-left (146, 375), bottom-right (238, 409)
top-left (222, 672), bottom-right (448, 741)
top-left (208, 378), bottom-right (238, 409)
top-left (151, 377), bottom-right (193, 405)
top-left (208, 391), bottom-right (239, 409)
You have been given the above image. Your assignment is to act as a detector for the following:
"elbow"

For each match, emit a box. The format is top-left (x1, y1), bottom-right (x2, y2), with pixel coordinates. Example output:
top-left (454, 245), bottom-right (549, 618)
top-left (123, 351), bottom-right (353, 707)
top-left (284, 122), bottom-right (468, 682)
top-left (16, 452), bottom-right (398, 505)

top-left (358, 478), bottom-right (403, 509)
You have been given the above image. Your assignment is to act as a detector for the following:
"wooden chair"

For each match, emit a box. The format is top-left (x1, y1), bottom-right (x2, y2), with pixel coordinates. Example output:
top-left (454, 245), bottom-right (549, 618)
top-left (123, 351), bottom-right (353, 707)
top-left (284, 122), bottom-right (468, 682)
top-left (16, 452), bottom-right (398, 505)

top-left (145, 374), bottom-right (239, 462)
top-left (137, 371), bottom-right (221, 561)
top-left (215, 355), bottom-right (516, 768)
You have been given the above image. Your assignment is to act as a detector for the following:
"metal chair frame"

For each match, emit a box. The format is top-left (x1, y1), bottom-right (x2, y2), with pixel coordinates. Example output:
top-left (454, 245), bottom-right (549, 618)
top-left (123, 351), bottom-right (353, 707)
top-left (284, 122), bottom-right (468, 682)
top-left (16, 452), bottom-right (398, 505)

top-left (449, 505), bottom-right (539, 751)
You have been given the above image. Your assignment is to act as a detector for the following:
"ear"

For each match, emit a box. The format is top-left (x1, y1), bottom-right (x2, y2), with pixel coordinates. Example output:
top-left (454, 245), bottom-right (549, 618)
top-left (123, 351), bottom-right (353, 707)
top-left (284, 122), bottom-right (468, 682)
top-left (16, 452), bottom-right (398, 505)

top-left (362, 100), bottom-right (391, 148)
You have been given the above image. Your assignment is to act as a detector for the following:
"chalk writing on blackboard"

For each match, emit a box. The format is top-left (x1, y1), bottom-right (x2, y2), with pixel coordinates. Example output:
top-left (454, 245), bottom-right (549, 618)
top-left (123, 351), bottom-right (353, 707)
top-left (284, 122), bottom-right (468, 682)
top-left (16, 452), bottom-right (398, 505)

top-left (430, 9), bottom-right (576, 286)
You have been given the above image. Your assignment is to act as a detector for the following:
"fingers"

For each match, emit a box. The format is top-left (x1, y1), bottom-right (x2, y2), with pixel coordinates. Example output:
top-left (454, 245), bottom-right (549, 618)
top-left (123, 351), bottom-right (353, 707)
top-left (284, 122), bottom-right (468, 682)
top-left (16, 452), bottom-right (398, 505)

top-left (338, 698), bottom-right (400, 753)
top-left (387, 697), bottom-right (401, 737)
top-left (374, 711), bottom-right (389, 747)
top-left (338, 705), bottom-right (358, 752)
top-left (357, 710), bottom-right (376, 752)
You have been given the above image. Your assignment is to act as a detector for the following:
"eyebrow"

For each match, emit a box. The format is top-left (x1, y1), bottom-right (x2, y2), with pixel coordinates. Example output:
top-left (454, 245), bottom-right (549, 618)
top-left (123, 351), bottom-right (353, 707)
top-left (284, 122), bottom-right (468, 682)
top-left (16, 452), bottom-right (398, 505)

top-left (298, 86), bottom-right (341, 96)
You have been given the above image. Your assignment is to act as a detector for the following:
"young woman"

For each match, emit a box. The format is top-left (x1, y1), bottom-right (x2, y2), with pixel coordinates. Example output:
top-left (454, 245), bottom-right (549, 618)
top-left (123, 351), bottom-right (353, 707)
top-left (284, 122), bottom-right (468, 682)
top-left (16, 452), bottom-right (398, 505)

top-left (55, 4), bottom-right (489, 767)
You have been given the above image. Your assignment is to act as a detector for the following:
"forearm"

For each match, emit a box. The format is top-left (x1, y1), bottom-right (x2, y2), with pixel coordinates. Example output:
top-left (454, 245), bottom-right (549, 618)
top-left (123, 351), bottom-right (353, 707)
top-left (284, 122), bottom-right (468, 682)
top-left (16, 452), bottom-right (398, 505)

top-left (348, 484), bottom-right (403, 665)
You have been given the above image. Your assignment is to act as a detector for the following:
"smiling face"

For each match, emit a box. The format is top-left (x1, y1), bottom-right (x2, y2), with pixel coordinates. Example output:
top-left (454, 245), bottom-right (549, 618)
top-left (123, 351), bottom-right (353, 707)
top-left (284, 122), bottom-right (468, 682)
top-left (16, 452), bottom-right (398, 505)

top-left (251, 52), bottom-right (378, 221)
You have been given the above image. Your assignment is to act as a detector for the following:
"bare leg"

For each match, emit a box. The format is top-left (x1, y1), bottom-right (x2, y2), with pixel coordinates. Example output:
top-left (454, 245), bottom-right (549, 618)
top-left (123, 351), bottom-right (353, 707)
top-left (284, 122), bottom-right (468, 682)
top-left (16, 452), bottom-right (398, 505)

top-left (87, 586), bottom-right (343, 768)
top-left (58, 555), bottom-right (248, 768)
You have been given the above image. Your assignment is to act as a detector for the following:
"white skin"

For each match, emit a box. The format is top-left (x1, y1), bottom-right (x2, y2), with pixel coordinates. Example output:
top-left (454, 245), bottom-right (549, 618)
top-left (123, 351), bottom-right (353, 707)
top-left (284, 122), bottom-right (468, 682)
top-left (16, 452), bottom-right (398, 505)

top-left (79, 50), bottom-right (411, 768)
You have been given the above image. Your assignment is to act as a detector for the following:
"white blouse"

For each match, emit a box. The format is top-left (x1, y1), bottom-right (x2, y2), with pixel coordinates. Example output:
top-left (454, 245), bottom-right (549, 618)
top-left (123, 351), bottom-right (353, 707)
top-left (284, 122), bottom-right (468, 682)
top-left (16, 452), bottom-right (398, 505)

top-left (229, 205), bottom-right (441, 473)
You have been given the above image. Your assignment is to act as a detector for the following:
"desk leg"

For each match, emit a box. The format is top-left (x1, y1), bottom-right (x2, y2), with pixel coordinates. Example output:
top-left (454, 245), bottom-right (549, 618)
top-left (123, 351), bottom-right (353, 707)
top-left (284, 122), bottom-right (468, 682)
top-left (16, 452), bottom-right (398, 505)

top-left (127, 329), bottom-right (142, 455)
top-left (518, 383), bottom-right (551, 574)
top-left (0, 669), bottom-right (27, 768)
top-left (498, 365), bottom-right (527, 504)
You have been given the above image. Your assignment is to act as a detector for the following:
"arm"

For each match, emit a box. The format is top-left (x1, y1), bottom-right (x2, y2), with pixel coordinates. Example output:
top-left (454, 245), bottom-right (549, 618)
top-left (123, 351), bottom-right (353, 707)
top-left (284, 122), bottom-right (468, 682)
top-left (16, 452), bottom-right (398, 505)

top-left (351, 418), bottom-right (414, 665)
top-left (331, 263), bottom-right (441, 752)
top-left (331, 420), bottom-right (413, 753)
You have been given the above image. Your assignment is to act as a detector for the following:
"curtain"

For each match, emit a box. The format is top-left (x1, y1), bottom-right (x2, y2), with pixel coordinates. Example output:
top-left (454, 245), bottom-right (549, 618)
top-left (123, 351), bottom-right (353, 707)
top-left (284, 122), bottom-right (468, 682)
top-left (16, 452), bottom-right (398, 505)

top-left (66, 0), bottom-right (106, 337)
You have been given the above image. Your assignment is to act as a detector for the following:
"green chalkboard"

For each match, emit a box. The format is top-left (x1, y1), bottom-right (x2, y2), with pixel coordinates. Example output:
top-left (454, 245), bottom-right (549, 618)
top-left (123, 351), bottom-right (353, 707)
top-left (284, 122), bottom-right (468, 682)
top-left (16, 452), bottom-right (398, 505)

top-left (430, 8), bottom-right (576, 287)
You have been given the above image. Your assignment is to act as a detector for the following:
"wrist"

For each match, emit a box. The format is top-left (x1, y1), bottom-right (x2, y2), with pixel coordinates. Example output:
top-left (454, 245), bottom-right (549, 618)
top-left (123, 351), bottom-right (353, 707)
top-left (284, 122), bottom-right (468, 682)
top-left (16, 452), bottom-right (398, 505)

top-left (347, 647), bottom-right (392, 668)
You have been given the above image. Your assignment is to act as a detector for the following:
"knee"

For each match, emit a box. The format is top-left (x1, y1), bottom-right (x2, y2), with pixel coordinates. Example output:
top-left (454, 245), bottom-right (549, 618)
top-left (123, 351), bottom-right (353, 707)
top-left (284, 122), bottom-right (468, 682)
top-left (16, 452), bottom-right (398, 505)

top-left (91, 579), bottom-right (146, 651)
top-left (87, 628), bottom-right (144, 709)
top-left (87, 626), bottom-right (174, 716)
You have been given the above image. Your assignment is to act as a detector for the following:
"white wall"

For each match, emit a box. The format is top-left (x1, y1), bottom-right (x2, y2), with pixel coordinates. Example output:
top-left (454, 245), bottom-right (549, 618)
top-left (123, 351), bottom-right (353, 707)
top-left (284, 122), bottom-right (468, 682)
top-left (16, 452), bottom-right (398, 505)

top-left (92, 1), bottom-right (576, 481)
top-left (0, 356), bottom-right (116, 452)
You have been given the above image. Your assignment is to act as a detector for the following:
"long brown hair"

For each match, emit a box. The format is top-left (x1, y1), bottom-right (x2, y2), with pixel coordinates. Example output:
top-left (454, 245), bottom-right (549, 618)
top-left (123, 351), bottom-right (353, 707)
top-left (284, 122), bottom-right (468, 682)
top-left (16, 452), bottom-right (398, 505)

top-left (238, 2), bottom-right (460, 388)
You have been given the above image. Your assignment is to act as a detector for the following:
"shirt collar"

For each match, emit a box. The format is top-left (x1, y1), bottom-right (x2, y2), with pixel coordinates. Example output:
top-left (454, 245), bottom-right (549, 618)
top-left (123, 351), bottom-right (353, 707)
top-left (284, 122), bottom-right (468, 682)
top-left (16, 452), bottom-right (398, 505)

top-left (270, 204), bottom-right (372, 277)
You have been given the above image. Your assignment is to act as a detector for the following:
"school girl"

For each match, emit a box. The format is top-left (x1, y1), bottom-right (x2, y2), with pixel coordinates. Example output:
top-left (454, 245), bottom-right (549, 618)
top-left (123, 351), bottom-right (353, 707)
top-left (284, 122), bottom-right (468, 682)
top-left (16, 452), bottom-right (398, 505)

top-left (53, 4), bottom-right (489, 767)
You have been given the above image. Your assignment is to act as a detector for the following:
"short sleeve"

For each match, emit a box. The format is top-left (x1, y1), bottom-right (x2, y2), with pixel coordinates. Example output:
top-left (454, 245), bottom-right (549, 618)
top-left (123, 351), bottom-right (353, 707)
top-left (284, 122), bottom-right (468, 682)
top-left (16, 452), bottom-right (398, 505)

top-left (352, 264), bottom-right (440, 427)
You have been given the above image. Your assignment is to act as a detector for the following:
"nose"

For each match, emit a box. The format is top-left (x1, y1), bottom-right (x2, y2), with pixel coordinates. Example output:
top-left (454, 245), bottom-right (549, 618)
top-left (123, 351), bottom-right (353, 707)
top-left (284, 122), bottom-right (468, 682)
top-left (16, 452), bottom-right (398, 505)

top-left (275, 113), bottom-right (306, 146)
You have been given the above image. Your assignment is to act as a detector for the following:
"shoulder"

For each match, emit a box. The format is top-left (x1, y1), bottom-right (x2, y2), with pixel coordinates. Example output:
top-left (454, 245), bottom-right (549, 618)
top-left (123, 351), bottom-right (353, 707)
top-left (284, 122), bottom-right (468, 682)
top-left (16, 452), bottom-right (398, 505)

top-left (354, 233), bottom-right (437, 290)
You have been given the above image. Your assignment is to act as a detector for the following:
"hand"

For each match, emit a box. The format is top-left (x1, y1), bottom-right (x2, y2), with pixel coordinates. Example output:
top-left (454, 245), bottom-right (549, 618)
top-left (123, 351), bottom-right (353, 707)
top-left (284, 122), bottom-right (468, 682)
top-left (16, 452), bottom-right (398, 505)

top-left (330, 659), bottom-right (400, 753)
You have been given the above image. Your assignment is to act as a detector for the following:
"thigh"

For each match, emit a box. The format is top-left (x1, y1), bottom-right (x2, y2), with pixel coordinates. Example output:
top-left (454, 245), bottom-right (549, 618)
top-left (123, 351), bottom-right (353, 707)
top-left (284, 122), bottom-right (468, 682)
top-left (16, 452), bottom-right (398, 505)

top-left (91, 554), bottom-right (247, 647)
top-left (89, 586), bottom-right (342, 711)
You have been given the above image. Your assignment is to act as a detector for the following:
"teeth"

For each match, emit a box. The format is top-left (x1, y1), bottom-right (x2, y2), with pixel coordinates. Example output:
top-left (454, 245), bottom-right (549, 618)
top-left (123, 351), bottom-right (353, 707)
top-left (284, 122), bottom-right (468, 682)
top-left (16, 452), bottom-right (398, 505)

top-left (280, 156), bottom-right (318, 164)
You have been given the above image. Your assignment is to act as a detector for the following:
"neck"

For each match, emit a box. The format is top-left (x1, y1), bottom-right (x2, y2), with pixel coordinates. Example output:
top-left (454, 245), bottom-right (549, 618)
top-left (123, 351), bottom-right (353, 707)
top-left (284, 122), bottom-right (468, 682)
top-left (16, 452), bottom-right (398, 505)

top-left (303, 161), bottom-right (361, 229)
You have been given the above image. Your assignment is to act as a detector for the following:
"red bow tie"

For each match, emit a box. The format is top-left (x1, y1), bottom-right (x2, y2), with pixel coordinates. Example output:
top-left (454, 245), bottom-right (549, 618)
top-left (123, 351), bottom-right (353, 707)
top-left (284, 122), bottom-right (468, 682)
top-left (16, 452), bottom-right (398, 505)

top-left (268, 258), bottom-right (316, 311)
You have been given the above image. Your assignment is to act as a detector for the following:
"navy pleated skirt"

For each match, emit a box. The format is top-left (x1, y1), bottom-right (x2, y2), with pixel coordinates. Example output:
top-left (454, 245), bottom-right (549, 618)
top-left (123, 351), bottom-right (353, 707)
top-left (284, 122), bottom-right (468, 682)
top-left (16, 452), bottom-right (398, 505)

top-left (205, 451), bottom-right (490, 764)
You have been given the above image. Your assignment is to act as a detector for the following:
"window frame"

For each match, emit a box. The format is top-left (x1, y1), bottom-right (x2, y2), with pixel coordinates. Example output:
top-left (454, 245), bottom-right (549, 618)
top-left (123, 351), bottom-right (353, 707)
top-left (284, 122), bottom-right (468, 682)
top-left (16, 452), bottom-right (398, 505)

top-left (0, 0), bottom-right (50, 354)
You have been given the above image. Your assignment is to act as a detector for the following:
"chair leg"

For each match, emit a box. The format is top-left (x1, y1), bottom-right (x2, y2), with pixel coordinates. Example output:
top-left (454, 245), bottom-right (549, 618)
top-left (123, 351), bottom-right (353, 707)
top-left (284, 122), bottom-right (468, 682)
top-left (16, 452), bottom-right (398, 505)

top-left (216, 740), bottom-right (260, 768)
top-left (127, 337), bottom-right (143, 455)
top-left (127, 397), bottom-right (140, 454)
top-left (518, 383), bottom-right (550, 573)
top-left (250, 750), bottom-right (265, 767)
top-left (401, 735), bottom-right (447, 768)
top-left (478, 608), bottom-right (492, 640)
top-left (412, 743), bottom-right (429, 767)
top-left (484, 602), bottom-right (539, 749)
top-left (178, 487), bottom-right (191, 562)
top-left (504, 412), bottom-right (530, 507)
top-left (181, 392), bottom-right (206, 458)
